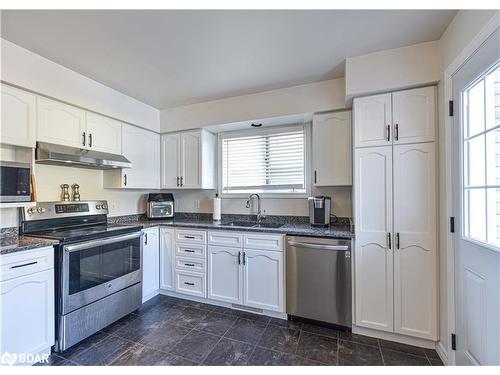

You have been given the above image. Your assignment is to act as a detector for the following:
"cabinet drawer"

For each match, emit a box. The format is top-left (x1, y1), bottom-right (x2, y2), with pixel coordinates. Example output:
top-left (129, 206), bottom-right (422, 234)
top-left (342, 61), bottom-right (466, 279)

top-left (175, 256), bottom-right (206, 272)
top-left (176, 243), bottom-right (206, 258)
top-left (208, 231), bottom-right (243, 248)
top-left (0, 246), bottom-right (54, 282)
top-left (175, 270), bottom-right (206, 298)
top-left (243, 234), bottom-right (283, 251)
top-left (175, 229), bottom-right (206, 244)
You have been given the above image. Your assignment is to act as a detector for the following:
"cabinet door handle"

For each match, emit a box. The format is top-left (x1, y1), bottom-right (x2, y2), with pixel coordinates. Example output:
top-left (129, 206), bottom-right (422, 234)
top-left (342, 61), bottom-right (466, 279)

top-left (82, 132), bottom-right (86, 146)
top-left (184, 235), bottom-right (195, 239)
top-left (396, 232), bottom-right (400, 249)
top-left (176, 177), bottom-right (180, 187)
top-left (184, 249), bottom-right (195, 253)
top-left (314, 170), bottom-right (317, 184)
top-left (10, 261), bottom-right (38, 269)
top-left (184, 263), bottom-right (195, 267)
top-left (184, 282), bottom-right (195, 286)
top-left (242, 252), bottom-right (246, 265)
top-left (144, 233), bottom-right (148, 245)
top-left (394, 124), bottom-right (399, 141)
top-left (123, 174), bottom-right (127, 186)
top-left (238, 251), bottom-right (241, 265)
top-left (89, 133), bottom-right (93, 148)
top-left (387, 232), bottom-right (392, 249)
top-left (180, 176), bottom-right (184, 187)
top-left (386, 125), bottom-right (391, 142)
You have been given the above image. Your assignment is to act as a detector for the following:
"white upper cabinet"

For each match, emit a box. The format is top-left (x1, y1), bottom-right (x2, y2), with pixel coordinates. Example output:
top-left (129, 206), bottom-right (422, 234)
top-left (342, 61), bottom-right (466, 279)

top-left (353, 93), bottom-right (392, 148)
top-left (392, 86), bottom-right (436, 144)
top-left (161, 133), bottom-right (181, 189)
top-left (1, 84), bottom-right (36, 148)
top-left (393, 143), bottom-right (437, 340)
top-left (37, 96), bottom-right (86, 148)
top-left (312, 110), bottom-right (352, 186)
top-left (103, 124), bottom-right (160, 189)
top-left (354, 146), bottom-right (394, 332)
top-left (85, 112), bottom-right (122, 154)
top-left (160, 129), bottom-right (215, 189)
top-left (208, 246), bottom-right (242, 304)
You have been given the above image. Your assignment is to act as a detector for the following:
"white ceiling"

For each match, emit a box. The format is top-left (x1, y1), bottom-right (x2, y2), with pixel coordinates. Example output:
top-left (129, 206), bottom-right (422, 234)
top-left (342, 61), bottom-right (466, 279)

top-left (1, 10), bottom-right (457, 109)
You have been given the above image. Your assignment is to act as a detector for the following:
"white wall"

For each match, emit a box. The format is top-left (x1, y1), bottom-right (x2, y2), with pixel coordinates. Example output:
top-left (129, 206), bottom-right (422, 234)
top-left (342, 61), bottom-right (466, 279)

top-left (345, 41), bottom-right (441, 100)
top-left (167, 186), bottom-right (352, 218)
top-left (161, 78), bottom-right (346, 132)
top-left (436, 9), bottom-right (499, 363)
top-left (1, 38), bottom-right (160, 132)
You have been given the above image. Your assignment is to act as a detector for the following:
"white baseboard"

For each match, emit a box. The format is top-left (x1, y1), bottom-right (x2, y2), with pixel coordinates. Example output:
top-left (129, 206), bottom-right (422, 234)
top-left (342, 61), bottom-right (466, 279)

top-left (436, 341), bottom-right (449, 366)
top-left (352, 325), bottom-right (436, 349)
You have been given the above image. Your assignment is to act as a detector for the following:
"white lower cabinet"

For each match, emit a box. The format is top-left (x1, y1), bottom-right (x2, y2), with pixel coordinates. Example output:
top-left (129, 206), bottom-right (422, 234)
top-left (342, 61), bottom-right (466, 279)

top-left (208, 246), bottom-right (242, 304)
top-left (0, 246), bottom-right (54, 365)
top-left (175, 270), bottom-right (206, 298)
top-left (142, 227), bottom-right (160, 302)
top-left (243, 249), bottom-right (284, 312)
top-left (159, 227), bottom-right (175, 291)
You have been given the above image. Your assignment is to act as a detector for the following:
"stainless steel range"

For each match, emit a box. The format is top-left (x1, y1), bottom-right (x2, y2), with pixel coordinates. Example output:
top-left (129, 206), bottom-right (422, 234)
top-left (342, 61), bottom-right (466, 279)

top-left (20, 201), bottom-right (143, 352)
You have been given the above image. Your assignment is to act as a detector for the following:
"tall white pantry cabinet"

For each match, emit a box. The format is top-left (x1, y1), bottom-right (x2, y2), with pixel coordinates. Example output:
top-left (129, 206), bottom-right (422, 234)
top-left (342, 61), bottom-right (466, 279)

top-left (353, 86), bottom-right (437, 341)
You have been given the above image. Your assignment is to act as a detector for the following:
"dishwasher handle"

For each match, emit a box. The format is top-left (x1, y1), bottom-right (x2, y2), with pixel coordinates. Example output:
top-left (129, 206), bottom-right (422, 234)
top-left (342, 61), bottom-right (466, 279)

top-left (287, 241), bottom-right (349, 251)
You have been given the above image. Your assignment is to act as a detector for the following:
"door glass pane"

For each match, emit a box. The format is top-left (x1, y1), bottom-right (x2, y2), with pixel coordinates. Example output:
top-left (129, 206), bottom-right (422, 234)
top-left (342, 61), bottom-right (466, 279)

top-left (68, 238), bottom-right (140, 295)
top-left (467, 79), bottom-right (485, 137)
top-left (464, 135), bottom-right (485, 187)
top-left (464, 188), bottom-right (486, 241)
top-left (487, 188), bottom-right (500, 246)
top-left (486, 128), bottom-right (500, 185)
top-left (485, 66), bottom-right (500, 131)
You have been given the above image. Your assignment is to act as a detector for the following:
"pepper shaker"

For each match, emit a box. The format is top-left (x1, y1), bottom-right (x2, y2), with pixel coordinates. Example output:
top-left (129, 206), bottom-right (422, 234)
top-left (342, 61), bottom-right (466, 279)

top-left (61, 184), bottom-right (70, 202)
top-left (72, 184), bottom-right (81, 201)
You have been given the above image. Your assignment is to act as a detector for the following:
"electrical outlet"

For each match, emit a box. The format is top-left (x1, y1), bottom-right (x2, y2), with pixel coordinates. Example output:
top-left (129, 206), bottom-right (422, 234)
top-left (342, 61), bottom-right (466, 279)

top-left (194, 200), bottom-right (200, 210)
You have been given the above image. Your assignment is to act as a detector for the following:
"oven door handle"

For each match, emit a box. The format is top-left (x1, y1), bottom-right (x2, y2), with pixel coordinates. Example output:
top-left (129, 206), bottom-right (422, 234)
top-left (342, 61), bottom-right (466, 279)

top-left (64, 231), bottom-right (142, 253)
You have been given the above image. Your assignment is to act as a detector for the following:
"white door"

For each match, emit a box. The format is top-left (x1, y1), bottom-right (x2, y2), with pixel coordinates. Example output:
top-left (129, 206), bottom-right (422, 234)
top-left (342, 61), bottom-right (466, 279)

top-left (37, 96), bottom-right (86, 148)
top-left (161, 133), bottom-right (181, 188)
top-left (159, 227), bottom-right (175, 291)
top-left (243, 249), bottom-right (283, 312)
top-left (392, 87), bottom-right (436, 145)
top-left (208, 246), bottom-right (242, 304)
top-left (142, 228), bottom-right (159, 302)
top-left (453, 29), bottom-right (500, 365)
top-left (85, 112), bottom-right (122, 154)
top-left (353, 93), bottom-right (392, 148)
top-left (1, 84), bottom-right (36, 148)
top-left (393, 142), bottom-right (437, 339)
top-left (354, 146), bottom-right (393, 331)
top-left (122, 124), bottom-right (160, 189)
top-left (0, 269), bottom-right (54, 364)
top-left (180, 131), bottom-right (201, 188)
top-left (313, 111), bottom-right (352, 186)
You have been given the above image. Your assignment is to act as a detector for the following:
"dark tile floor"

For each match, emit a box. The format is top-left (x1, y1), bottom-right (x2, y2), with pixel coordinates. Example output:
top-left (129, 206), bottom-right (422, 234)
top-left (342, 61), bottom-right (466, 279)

top-left (37, 295), bottom-right (443, 366)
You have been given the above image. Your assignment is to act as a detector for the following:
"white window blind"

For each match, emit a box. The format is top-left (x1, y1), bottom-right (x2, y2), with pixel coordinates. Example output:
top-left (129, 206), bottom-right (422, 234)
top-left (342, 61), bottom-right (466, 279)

top-left (222, 127), bottom-right (306, 194)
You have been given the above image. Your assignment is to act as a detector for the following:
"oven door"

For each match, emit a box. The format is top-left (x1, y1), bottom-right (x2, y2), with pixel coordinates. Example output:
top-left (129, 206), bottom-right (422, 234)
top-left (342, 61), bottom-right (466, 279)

top-left (62, 231), bottom-right (142, 314)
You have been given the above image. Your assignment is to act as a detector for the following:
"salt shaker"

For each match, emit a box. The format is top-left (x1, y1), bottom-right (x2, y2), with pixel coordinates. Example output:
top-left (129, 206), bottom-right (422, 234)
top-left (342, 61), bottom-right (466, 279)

top-left (72, 184), bottom-right (81, 201)
top-left (61, 184), bottom-right (70, 202)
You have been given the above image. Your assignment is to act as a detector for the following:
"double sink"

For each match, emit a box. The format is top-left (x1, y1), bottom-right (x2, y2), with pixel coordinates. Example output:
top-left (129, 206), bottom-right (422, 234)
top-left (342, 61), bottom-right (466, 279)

top-left (222, 220), bottom-right (284, 229)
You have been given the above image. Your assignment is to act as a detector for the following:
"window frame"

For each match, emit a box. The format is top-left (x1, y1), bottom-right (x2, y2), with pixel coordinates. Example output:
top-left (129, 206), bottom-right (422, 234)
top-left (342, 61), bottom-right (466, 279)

top-left (217, 123), bottom-right (311, 199)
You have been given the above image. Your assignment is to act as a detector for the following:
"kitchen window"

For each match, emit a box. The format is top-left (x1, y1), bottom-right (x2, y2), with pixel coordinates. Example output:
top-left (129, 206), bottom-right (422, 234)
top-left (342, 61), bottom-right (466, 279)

top-left (219, 125), bottom-right (309, 196)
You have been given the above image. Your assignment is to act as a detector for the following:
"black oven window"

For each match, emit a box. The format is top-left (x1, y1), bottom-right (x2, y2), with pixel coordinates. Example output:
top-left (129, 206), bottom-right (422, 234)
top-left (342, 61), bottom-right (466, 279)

top-left (0, 166), bottom-right (30, 196)
top-left (68, 238), bottom-right (140, 295)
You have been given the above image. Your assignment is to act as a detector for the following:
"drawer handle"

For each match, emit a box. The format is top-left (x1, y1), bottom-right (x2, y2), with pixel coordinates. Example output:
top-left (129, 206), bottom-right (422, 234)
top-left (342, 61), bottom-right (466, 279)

top-left (184, 249), bottom-right (195, 253)
top-left (184, 263), bottom-right (195, 267)
top-left (10, 261), bottom-right (38, 269)
top-left (184, 282), bottom-right (195, 286)
top-left (184, 235), bottom-right (196, 239)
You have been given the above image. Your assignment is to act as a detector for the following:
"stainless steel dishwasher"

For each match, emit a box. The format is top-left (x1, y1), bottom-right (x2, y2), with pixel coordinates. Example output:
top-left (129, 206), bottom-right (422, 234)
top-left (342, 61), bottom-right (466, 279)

top-left (286, 236), bottom-right (352, 327)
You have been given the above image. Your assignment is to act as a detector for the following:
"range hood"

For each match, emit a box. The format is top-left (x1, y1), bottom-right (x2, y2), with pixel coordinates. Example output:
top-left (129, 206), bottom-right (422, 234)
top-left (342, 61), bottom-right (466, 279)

top-left (36, 142), bottom-right (132, 170)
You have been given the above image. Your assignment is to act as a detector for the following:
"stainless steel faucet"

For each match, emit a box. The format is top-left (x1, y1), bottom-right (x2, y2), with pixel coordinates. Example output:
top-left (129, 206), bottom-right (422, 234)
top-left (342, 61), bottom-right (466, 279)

top-left (246, 194), bottom-right (266, 223)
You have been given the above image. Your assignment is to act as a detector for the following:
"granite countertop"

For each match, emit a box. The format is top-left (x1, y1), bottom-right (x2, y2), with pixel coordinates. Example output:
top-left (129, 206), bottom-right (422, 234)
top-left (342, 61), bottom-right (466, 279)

top-left (110, 213), bottom-right (354, 240)
top-left (0, 233), bottom-right (59, 255)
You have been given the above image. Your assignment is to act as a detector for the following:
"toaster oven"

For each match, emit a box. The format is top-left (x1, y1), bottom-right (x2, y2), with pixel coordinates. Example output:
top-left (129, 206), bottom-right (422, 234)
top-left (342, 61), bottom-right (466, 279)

top-left (146, 193), bottom-right (174, 219)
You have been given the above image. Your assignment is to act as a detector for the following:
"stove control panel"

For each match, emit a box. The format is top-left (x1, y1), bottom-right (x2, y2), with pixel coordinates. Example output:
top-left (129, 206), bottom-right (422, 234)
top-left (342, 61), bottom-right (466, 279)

top-left (22, 200), bottom-right (109, 220)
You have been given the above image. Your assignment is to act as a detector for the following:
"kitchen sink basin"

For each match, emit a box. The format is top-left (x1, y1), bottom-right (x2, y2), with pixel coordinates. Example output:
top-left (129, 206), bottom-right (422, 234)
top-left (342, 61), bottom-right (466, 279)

top-left (223, 221), bottom-right (283, 229)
